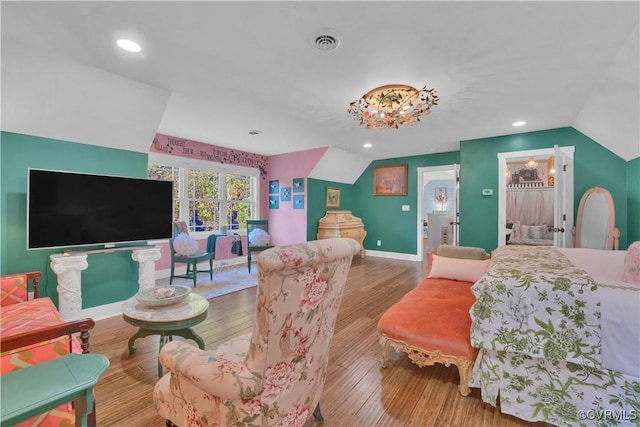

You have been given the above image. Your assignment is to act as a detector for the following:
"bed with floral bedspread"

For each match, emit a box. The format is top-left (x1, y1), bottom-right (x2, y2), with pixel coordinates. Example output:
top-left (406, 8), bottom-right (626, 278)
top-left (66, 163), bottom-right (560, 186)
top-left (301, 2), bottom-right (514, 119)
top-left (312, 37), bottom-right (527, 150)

top-left (470, 245), bottom-right (640, 427)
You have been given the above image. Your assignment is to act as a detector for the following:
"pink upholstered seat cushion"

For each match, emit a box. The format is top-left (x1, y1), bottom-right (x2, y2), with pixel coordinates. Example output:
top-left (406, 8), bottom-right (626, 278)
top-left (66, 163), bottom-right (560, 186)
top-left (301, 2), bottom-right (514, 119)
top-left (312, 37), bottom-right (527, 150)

top-left (377, 277), bottom-right (479, 361)
top-left (0, 274), bottom-right (28, 306)
top-left (1, 298), bottom-right (71, 370)
top-left (1, 297), bottom-right (79, 426)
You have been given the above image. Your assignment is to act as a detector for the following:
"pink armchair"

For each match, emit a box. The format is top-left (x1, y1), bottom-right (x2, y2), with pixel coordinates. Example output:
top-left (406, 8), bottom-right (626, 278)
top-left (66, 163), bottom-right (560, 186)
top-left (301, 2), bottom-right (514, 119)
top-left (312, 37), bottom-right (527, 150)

top-left (153, 238), bottom-right (360, 426)
top-left (1, 272), bottom-right (97, 426)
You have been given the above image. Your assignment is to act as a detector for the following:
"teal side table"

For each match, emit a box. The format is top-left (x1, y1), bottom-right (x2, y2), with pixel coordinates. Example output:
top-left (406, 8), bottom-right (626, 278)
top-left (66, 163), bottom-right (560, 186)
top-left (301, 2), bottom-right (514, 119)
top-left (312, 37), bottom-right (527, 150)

top-left (122, 293), bottom-right (209, 377)
top-left (1, 353), bottom-right (109, 427)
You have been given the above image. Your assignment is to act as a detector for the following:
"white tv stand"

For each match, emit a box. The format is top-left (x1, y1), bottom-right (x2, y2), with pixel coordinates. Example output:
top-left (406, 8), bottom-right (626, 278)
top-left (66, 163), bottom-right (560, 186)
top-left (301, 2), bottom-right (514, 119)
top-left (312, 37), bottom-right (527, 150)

top-left (50, 245), bottom-right (161, 320)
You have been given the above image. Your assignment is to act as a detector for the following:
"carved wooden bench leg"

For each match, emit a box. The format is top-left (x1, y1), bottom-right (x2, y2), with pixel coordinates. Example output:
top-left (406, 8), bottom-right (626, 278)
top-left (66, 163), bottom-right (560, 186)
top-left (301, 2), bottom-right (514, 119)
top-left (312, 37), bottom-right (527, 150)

top-left (377, 334), bottom-right (473, 396)
top-left (379, 334), bottom-right (391, 368)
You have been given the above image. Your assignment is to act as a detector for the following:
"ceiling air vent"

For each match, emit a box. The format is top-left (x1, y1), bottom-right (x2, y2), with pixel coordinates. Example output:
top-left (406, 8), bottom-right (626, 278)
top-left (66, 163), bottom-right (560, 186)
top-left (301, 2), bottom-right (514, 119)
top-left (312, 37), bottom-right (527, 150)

top-left (314, 33), bottom-right (339, 51)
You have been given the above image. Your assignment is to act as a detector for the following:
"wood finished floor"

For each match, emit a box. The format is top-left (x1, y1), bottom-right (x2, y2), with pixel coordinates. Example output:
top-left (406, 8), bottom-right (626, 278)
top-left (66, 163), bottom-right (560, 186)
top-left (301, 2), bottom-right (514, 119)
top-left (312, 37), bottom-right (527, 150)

top-left (91, 256), bottom-right (547, 427)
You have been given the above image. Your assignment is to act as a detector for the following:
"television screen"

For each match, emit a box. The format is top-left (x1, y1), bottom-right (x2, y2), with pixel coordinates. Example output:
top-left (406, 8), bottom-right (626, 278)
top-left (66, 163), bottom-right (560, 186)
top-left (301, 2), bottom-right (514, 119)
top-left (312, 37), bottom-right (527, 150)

top-left (28, 169), bottom-right (173, 250)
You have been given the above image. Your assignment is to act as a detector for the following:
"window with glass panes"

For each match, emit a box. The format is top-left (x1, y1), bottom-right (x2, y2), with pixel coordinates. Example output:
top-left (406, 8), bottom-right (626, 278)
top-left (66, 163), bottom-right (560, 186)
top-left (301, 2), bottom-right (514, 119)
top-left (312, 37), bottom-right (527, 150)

top-left (148, 160), bottom-right (258, 233)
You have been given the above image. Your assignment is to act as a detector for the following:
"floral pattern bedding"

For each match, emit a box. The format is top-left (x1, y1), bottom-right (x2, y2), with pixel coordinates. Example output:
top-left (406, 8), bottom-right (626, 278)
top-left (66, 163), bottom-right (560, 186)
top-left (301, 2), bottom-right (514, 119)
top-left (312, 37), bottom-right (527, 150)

top-left (470, 245), bottom-right (640, 426)
top-left (470, 245), bottom-right (601, 367)
top-left (472, 349), bottom-right (639, 426)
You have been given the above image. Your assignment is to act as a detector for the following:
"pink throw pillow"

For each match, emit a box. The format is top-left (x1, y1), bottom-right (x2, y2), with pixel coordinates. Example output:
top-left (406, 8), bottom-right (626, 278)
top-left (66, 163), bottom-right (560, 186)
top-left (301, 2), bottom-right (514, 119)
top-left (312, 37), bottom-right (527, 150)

top-left (623, 241), bottom-right (640, 285)
top-left (428, 254), bottom-right (489, 283)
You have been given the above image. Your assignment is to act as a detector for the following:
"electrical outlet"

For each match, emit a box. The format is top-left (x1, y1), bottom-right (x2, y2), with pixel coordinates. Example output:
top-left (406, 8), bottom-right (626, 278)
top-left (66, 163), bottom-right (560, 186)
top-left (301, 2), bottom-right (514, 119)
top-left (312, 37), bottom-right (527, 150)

top-left (377, 240), bottom-right (381, 246)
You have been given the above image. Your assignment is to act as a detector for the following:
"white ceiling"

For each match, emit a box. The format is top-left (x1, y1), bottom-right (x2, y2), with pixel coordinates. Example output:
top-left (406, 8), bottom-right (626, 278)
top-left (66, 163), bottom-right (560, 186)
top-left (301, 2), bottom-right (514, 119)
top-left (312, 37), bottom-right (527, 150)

top-left (2, 1), bottom-right (639, 161)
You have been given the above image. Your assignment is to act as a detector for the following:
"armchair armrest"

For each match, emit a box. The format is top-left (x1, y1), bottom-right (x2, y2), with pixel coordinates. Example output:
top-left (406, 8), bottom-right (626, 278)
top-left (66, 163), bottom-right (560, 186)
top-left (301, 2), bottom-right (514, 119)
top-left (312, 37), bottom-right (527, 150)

top-left (159, 341), bottom-right (259, 400)
top-left (1, 318), bottom-right (95, 354)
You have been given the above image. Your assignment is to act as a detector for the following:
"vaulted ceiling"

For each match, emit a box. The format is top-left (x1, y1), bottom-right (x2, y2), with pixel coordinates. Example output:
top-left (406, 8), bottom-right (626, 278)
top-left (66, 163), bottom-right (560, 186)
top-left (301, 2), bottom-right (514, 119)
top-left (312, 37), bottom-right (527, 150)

top-left (2, 1), bottom-right (638, 161)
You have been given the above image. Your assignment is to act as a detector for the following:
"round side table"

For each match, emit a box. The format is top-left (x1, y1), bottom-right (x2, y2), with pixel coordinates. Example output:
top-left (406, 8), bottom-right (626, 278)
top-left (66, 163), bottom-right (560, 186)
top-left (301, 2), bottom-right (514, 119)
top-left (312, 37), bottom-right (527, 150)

top-left (122, 293), bottom-right (209, 377)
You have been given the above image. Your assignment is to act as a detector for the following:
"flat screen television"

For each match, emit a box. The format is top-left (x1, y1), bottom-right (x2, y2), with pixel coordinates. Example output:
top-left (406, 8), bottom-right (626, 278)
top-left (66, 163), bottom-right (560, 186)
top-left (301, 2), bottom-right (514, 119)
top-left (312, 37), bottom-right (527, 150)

top-left (28, 169), bottom-right (174, 250)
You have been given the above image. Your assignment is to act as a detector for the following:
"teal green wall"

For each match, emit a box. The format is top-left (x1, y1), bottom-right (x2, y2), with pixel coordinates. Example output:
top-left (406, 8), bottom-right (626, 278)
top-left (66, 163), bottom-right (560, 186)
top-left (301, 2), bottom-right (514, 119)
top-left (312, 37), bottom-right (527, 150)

top-left (353, 152), bottom-right (460, 254)
top-left (628, 157), bottom-right (640, 244)
top-left (1, 132), bottom-right (150, 308)
top-left (307, 151), bottom-right (459, 254)
top-left (460, 127), bottom-right (629, 251)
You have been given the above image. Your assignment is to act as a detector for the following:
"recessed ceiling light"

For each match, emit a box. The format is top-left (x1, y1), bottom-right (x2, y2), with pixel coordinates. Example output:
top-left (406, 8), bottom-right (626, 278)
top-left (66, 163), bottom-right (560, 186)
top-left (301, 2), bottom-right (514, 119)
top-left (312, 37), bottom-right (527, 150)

top-left (363, 143), bottom-right (372, 148)
top-left (512, 121), bottom-right (526, 127)
top-left (117, 39), bottom-right (141, 53)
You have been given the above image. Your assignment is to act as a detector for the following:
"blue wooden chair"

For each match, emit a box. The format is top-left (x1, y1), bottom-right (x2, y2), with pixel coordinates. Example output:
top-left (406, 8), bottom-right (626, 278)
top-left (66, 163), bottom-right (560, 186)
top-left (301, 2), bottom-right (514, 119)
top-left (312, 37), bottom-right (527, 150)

top-left (169, 222), bottom-right (214, 287)
top-left (246, 220), bottom-right (273, 273)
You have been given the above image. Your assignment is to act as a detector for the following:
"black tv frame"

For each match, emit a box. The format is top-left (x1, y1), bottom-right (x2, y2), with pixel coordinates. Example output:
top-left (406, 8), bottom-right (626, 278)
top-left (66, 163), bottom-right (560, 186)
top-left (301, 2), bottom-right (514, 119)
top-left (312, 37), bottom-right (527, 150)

top-left (27, 168), bottom-right (174, 250)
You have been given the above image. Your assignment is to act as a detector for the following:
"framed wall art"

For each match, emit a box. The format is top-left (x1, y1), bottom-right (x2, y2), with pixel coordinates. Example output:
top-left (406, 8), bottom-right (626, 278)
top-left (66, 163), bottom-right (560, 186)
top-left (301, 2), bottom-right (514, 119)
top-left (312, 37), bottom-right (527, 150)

top-left (269, 195), bottom-right (279, 209)
top-left (373, 164), bottom-right (408, 196)
top-left (281, 187), bottom-right (291, 202)
top-left (325, 187), bottom-right (341, 208)
top-left (269, 180), bottom-right (279, 194)
top-left (293, 178), bottom-right (304, 193)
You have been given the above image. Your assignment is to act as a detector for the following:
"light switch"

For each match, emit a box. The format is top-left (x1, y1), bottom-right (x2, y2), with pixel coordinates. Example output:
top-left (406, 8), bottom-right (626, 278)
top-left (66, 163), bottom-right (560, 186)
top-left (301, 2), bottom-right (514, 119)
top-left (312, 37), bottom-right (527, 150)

top-left (402, 205), bottom-right (410, 211)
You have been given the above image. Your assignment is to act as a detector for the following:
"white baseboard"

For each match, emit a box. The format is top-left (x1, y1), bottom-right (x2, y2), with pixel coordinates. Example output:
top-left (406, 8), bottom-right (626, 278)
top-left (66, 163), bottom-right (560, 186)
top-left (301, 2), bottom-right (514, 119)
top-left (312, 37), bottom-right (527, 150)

top-left (364, 249), bottom-right (421, 262)
top-left (78, 300), bottom-right (126, 321)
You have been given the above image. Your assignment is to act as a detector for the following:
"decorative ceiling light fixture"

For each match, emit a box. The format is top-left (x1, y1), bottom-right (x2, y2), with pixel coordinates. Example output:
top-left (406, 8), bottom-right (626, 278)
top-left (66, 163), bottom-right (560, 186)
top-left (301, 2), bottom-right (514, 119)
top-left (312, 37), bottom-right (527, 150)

top-left (348, 84), bottom-right (438, 130)
top-left (526, 157), bottom-right (539, 169)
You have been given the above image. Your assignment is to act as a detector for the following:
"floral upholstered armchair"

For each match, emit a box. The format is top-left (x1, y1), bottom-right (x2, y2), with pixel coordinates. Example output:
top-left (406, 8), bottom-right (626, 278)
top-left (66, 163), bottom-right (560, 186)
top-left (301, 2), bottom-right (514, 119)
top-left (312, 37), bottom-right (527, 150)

top-left (153, 238), bottom-right (360, 426)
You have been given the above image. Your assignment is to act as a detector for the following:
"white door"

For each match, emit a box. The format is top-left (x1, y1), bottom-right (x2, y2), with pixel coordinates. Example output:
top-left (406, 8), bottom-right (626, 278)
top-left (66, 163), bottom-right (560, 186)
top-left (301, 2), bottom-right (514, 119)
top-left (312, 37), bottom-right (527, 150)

top-left (553, 145), bottom-right (574, 247)
top-left (452, 164), bottom-right (460, 246)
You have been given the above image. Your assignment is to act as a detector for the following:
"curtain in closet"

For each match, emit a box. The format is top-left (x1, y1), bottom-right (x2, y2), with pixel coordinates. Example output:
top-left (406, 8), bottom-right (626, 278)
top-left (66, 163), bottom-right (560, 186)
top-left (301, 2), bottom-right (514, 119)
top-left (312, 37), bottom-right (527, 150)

top-left (506, 188), bottom-right (554, 226)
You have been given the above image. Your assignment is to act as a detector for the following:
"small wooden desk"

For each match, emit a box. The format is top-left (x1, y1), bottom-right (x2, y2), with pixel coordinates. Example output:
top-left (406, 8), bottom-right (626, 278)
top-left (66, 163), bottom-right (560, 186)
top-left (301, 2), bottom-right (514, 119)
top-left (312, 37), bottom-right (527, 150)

top-left (122, 293), bottom-right (209, 377)
top-left (0, 353), bottom-right (109, 427)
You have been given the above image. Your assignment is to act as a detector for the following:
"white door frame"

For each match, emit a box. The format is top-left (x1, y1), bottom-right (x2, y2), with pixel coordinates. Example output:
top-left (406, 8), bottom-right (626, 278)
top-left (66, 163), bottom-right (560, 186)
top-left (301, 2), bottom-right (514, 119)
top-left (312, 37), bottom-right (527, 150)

top-left (417, 164), bottom-right (459, 260)
top-left (497, 146), bottom-right (574, 247)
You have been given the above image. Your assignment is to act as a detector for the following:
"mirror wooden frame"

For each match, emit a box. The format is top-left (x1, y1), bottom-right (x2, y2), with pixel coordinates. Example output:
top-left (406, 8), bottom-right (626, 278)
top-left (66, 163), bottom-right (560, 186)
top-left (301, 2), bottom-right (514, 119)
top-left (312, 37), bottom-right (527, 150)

top-left (573, 187), bottom-right (620, 250)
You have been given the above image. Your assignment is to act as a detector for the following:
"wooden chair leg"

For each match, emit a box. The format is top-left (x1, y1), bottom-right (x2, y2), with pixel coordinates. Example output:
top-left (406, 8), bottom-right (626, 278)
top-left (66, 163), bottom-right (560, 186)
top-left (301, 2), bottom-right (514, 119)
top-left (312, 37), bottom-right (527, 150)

top-left (87, 401), bottom-right (97, 427)
top-left (191, 261), bottom-right (197, 288)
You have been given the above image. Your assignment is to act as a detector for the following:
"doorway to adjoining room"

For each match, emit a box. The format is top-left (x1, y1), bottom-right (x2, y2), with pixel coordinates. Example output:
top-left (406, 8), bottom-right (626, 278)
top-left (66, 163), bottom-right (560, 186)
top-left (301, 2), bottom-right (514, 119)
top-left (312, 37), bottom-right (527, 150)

top-left (417, 164), bottom-right (459, 261)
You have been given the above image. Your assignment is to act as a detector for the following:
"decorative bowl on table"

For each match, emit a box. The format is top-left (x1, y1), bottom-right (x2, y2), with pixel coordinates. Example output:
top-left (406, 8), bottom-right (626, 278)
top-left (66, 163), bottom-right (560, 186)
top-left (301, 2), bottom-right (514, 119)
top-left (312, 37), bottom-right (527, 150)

top-left (134, 285), bottom-right (191, 307)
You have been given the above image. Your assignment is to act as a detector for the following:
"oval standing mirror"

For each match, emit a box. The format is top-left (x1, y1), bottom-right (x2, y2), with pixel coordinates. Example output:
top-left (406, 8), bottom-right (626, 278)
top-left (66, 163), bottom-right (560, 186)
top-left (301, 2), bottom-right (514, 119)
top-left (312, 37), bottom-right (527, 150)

top-left (574, 187), bottom-right (619, 250)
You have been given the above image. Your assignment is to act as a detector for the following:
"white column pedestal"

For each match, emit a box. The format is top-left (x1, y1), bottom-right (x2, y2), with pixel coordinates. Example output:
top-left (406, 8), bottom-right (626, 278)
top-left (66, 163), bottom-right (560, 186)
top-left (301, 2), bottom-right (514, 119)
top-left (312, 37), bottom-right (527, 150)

top-left (132, 246), bottom-right (162, 291)
top-left (50, 253), bottom-right (88, 320)
top-left (50, 245), bottom-right (162, 320)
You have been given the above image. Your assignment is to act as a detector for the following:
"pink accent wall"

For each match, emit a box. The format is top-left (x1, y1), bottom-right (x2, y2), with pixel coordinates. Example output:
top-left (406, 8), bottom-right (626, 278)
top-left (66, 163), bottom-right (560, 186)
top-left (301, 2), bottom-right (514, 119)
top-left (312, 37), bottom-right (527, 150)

top-left (266, 147), bottom-right (328, 246)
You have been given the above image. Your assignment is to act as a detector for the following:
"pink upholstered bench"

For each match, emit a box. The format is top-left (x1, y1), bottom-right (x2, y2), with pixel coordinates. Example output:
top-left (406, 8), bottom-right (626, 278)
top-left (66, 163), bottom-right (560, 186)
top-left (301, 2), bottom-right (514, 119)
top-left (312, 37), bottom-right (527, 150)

top-left (377, 246), bottom-right (489, 396)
